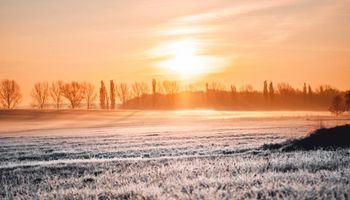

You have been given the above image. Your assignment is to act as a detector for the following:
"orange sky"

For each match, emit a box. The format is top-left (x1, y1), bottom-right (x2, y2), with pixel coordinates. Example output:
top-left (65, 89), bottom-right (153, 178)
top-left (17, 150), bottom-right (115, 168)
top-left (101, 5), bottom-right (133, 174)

top-left (1, 0), bottom-right (350, 103)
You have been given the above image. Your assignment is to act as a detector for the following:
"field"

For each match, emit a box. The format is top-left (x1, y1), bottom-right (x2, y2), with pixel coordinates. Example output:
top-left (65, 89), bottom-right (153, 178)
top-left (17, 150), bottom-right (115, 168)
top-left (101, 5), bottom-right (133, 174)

top-left (1, 110), bottom-right (350, 199)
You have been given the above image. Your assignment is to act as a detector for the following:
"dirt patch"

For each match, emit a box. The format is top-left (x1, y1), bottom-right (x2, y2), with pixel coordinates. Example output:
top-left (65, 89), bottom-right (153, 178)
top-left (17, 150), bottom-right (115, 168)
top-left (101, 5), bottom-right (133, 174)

top-left (263, 125), bottom-right (350, 151)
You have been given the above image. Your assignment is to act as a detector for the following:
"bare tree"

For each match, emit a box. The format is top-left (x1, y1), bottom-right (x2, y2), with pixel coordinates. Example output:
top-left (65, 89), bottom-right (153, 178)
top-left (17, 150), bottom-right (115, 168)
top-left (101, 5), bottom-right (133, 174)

top-left (116, 83), bottom-right (130, 104)
top-left (210, 82), bottom-right (226, 91)
top-left (99, 81), bottom-right (107, 109)
top-left (277, 83), bottom-right (295, 97)
top-left (240, 84), bottom-right (254, 93)
top-left (308, 85), bottom-right (313, 96)
top-left (230, 84), bottom-right (237, 100)
top-left (230, 85), bottom-right (237, 93)
top-left (140, 82), bottom-right (149, 95)
top-left (82, 82), bottom-right (97, 109)
top-left (0, 79), bottom-right (22, 109)
top-left (263, 81), bottom-right (268, 99)
top-left (230, 85), bottom-right (237, 94)
top-left (106, 94), bottom-right (110, 109)
top-left (303, 83), bottom-right (307, 97)
top-left (163, 81), bottom-right (180, 95)
top-left (110, 80), bottom-right (116, 109)
top-left (61, 82), bottom-right (85, 109)
top-left (157, 83), bottom-right (163, 94)
top-left (132, 82), bottom-right (143, 98)
top-left (329, 95), bottom-right (345, 116)
top-left (50, 81), bottom-right (64, 109)
top-left (345, 91), bottom-right (350, 112)
top-left (132, 82), bottom-right (149, 108)
top-left (318, 85), bottom-right (324, 94)
top-left (152, 79), bottom-right (156, 95)
top-left (269, 82), bottom-right (274, 99)
top-left (31, 82), bottom-right (49, 109)
top-left (319, 85), bottom-right (339, 96)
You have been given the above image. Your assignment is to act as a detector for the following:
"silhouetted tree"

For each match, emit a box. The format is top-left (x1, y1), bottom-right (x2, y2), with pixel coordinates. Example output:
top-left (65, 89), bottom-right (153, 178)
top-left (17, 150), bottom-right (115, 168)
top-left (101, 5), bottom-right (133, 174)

top-left (82, 82), bottom-right (97, 109)
top-left (152, 79), bottom-right (157, 108)
top-left (106, 94), bottom-right (110, 109)
top-left (329, 95), bottom-right (345, 116)
top-left (205, 83), bottom-right (209, 93)
top-left (117, 83), bottom-right (130, 105)
top-left (0, 79), bottom-right (21, 109)
top-left (230, 85), bottom-right (237, 101)
top-left (263, 80), bottom-right (268, 99)
top-left (230, 85), bottom-right (237, 94)
top-left (100, 81), bottom-right (107, 109)
top-left (269, 82), bottom-right (274, 99)
top-left (210, 82), bottom-right (226, 91)
top-left (31, 82), bottom-right (49, 109)
top-left (303, 83), bottom-right (307, 97)
top-left (110, 80), bottom-right (116, 109)
top-left (132, 82), bottom-right (143, 98)
top-left (119, 79), bottom-right (348, 111)
top-left (345, 91), bottom-right (350, 112)
top-left (152, 79), bottom-right (156, 95)
top-left (319, 85), bottom-right (324, 94)
top-left (240, 84), bottom-right (254, 93)
top-left (156, 80), bottom-right (163, 94)
top-left (320, 85), bottom-right (339, 96)
top-left (308, 85), bottom-right (313, 96)
top-left (140, 82), bottom-right (149, 95)
top-left (163, 81), bottom-right (179, 95)
top-left (277, 83), bottom-right (295, 97)
top-left (132, 82), bottom-right (149, 98)
top-left (131, 82), bottom-right (146, 107)
top-left (50, 81), bottom-right (64, 109)
top-left (61, 82), bottom-right (85, 109)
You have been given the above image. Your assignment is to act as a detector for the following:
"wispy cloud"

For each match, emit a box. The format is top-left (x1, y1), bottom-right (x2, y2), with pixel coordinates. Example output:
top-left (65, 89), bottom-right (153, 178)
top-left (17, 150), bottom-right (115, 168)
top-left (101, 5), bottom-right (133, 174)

top-left (157, 25), bottom-right (216, 36)
top-left (163, 0), bottom-right (347, 45)
top-left (259, 0), bottom-right (346, 43)
top-left (172, 0), bottom-right (300, 24)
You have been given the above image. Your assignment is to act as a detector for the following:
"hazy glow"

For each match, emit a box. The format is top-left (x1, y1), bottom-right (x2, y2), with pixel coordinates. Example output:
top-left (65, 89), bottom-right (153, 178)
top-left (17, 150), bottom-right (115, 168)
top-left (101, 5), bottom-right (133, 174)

top-left (150, 39), bottom-right (229, 80)
top-left (0, 0), bottom-right (350, 103)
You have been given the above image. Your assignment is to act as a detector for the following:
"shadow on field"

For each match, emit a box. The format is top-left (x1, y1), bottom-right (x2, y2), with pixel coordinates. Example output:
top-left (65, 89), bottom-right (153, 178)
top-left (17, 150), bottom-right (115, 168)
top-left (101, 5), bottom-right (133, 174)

top-left (262, 125), bottom-right (350, 151)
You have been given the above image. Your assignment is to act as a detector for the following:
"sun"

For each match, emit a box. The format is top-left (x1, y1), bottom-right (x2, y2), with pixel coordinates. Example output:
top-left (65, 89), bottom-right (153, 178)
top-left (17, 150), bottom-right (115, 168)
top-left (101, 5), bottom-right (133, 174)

top-left (160, 40), bottom-right (202, 79)
top-left (149, 38), bottom-right (230, 80)
top-left (152, 39), bottom-right (211, 80)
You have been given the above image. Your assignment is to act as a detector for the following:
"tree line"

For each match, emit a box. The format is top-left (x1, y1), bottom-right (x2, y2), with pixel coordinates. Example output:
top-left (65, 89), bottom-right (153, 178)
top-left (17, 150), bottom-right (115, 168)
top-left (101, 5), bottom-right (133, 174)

top-left (0, 79), bottom-right (149, 110)
top-left (0, 79), bottom-right (350, 115)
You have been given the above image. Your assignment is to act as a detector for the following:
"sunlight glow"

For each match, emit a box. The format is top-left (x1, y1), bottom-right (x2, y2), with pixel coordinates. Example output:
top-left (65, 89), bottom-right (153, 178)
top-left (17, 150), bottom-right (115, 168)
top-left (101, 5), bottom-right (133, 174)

top-left (160, 40), bottom-right (203, 79)
top-left (150, 39), bottom-right (229, 80)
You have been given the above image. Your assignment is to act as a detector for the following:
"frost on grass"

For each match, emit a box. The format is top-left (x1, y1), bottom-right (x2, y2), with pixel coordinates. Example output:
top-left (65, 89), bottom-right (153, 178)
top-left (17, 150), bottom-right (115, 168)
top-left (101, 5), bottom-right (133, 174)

top-left (1, 111), bottom-right (350, 199)
top-left (1, 151), bottom-right (350, 199)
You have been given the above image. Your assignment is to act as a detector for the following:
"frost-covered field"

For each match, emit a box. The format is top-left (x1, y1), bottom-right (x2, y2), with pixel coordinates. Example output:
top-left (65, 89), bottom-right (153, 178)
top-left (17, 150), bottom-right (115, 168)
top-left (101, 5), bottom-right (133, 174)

top-left (0, 110), bottom-right (349, 199)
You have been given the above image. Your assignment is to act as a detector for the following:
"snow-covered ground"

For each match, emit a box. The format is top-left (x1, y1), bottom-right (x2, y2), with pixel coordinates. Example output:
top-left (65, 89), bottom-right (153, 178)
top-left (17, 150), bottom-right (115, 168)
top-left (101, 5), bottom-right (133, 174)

top-left (0, 110), bottom-right (349, 199)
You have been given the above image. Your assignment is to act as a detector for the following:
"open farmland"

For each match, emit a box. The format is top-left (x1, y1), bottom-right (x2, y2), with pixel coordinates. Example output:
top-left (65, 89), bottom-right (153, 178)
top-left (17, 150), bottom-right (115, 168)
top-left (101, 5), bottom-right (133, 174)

top-left (0, 110), bottom-right (350, 199)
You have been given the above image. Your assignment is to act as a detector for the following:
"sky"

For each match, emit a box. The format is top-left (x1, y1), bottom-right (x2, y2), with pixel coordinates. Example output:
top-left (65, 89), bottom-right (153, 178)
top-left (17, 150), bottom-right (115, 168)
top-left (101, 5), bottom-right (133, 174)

top-left (1, 0), bottom-right (350, 103)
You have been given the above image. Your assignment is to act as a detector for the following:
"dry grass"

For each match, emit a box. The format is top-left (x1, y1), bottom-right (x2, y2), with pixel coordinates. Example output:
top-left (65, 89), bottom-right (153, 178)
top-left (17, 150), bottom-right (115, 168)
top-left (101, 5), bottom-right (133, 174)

top-left (1, 151), bottom-right (350, 199)
top-left (1, 110), bottom-right (350, 199)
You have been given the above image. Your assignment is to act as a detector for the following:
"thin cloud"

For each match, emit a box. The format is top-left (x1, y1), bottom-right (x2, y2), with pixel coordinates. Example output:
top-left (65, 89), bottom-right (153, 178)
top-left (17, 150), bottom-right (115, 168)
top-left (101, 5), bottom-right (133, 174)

top-left (172, 0), bottom-right (300, 24)
top-left (158, 25), bottom-right (216, 36)
top-left (166, 0), bottom-right (347, 45)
